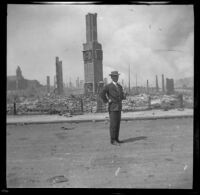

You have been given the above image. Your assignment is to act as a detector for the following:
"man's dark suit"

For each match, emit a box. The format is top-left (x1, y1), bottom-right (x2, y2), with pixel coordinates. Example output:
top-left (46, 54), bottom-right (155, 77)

top-left (100, 82), bottom-right (126, 143)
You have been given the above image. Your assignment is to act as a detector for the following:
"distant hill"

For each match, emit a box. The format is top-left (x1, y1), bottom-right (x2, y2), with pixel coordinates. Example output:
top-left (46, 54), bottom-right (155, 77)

top-left (175, 76), bottom-right (193, 88)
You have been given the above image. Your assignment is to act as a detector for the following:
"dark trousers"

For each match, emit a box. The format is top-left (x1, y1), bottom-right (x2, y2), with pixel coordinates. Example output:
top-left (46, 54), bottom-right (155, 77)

top-left (109, 111), bottom-right (121, 142)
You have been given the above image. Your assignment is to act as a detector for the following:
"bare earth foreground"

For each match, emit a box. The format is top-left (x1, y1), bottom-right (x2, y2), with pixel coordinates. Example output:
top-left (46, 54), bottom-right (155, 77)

top-left (6, 118), bottom-right (193, 188)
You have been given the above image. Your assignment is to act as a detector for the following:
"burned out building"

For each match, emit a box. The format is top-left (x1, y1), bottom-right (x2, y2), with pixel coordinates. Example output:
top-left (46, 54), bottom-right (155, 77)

top-left (146, 80), bottom-right (149, 94)
top-left (162, 74), bottom-right (165, 93)
top-left (166, 78), bottom-right (174, 94)
top-left (83, 13), bottom-right (103, 94)
top-left (156, 75), bottom-right (159, 92)
top-left (55, 56), bottom-right (64, 95)
top-left (7, 66), bottom-right (41, 91)
top-left (7, 66), bottom-right (27, 90)
top-left (46, 76), bottom-right (50, 93)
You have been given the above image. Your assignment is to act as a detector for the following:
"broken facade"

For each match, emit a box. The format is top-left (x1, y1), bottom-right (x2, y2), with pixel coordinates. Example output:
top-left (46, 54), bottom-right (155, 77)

top-left (166, 78), bottom-right (174, 94)
top-left (162, 74), bottom-right (165, 93)
top-left (46, 76), bottom-right (50, 93)
top-left (7, 66), bottom-right (41, 91)
top-left (55, 56), bottom-right (64, 95)
top-left (83, 13), bottom-right (103, 94)
top-left (156, 75), bottom-right (159, 92)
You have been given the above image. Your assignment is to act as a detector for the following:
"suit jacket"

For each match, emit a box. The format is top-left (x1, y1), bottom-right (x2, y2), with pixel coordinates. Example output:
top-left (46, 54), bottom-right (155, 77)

top-left (100, 82), bottom-right (126, 111)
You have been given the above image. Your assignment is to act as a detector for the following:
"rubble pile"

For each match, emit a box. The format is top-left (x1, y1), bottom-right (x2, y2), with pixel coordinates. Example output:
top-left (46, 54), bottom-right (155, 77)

top-left (122, 94), bottom-right (149, 111)
top-left (6, 92), bottom-right (193, 115)
top-left (82, 95), bottom-right (97, 113)
top-left (122, 93), bottom-right (193, 111)
top-left (6, 94), bottom-right (100, 115)
top-left (7, 94), bottom-right (82, 115)
top-left (7, 104), bottom-right (14, 114)
top-left (183, 95), bottom-right (193, 108)
top-left (159, 95), bottom-right (179, 109)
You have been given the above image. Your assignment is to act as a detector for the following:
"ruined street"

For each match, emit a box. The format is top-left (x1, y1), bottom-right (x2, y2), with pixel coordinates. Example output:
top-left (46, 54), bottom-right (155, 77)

top-left (6, 117), bottom-right (193, 188)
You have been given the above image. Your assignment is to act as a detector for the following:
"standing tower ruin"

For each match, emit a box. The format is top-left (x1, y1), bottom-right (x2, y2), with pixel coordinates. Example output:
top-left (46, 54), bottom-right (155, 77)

top-left (46, 76), bottom-right (50, 93)
top-left (82, 13), bottom-right (103, 94)
top-left (147, 80), bottom-right (149, 94)
top-left (162, 74), bottom-right (165, 93)
top-left (55, 56), bottom-right (64, 95)
top-left (156, 75), bottom-right (159, 92)
top-left (166, 78), bottom-right (174, 94)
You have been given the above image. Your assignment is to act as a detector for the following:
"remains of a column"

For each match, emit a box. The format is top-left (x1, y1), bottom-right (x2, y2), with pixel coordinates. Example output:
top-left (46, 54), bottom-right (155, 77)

top-left (46, 76), bottom-right (50, 93)
top-left (83, 13), bottom-right (103, 94)
top-left (55, 56), bottom-right (64, 95)
top-left (162, 74), bottom-right (165, 93)
top-left (54, 75), bottom-right (56, 89)
top-left (156, 75), bottom-right (159, 92)
top-left (146, 80), bottom-right (149, 94)
top-left (16, 66), bottom-right (22, 90)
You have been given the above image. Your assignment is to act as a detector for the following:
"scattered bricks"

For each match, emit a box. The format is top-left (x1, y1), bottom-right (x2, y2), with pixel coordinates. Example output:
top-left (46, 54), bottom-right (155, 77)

top-left (6, 92), bottom-right (193, 115)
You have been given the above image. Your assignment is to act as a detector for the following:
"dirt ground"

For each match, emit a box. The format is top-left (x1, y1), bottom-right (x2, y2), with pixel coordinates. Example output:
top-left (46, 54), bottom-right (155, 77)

top-left (6, 117), bottom-right (193, 188)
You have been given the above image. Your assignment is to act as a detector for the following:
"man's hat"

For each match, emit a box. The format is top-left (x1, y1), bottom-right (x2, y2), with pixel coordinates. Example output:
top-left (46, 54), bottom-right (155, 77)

top-left (109, 71), bottom-right (120, 76)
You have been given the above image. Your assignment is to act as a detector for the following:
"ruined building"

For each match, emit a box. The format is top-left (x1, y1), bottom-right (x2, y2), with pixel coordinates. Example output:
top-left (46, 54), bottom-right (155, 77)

top-left (166, 78), bottom-right (174, 94)
top-left (162, 74), bottom-right (165, 93)
top-left (55, 56), bottom-right (64, 94)
top-left (146, 80), bottom-right (149, 94)
top-left (7, 66), bottom-right (41, 91)
top-left (83, 13), bottom-right (103, 94)
top-left (54, 75), bottom-right (56, 89)
top-left (16, 66), bottom-right (23, 79)
top-left (15, 66), bottom-right (27, 90)
top-left (46, 76), bottom-right (50, 93)
top-left (79, 80), bottom-right (84, 89)
top-left (156, 75), bottom-right (159, 92)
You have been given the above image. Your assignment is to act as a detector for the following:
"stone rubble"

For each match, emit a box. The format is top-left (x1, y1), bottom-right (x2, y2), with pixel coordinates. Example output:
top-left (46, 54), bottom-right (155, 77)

top-left (7, 93), bottom-right (193, 115)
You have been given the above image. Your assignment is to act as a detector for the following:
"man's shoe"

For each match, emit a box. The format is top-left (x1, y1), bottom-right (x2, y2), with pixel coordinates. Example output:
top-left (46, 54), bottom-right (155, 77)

top-left (116, 140), bottom-right (123, 144)
top-left (111, 141), bottom-right (120, 146)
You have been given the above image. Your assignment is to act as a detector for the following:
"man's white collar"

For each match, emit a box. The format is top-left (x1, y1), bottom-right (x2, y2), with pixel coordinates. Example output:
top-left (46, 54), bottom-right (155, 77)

top-left (112, 81), bottom-right (117, 85)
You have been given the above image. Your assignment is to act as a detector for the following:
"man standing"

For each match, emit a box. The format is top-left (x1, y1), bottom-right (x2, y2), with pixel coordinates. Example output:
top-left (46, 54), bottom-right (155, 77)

top-left (100, 71), bottom-right (126, 146)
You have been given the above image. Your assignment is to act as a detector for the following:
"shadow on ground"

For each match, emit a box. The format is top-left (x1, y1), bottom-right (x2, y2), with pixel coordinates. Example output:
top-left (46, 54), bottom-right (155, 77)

top-left (121, 136), bottom-right (147, 143)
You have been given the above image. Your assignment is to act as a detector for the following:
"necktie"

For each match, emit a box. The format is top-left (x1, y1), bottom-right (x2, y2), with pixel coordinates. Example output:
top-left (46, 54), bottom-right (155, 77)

top-left (115, 83), bottom-right (119, 92)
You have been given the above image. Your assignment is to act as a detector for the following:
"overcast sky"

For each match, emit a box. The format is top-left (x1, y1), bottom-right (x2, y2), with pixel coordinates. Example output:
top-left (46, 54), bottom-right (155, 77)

top-left (7, 3), bottom-right (194, 86)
